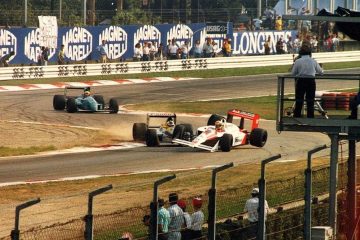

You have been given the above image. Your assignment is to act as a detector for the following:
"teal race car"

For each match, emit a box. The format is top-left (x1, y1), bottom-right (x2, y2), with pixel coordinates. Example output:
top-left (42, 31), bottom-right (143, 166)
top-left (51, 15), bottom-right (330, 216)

top-left (53, 86), bottom-right (119, 113)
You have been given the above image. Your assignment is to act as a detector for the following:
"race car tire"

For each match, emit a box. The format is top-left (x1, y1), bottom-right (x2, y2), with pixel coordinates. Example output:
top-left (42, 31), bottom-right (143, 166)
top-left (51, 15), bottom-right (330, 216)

top-left (109, 98), bottom-right (119, 114)
top-left (173, 124), bottom-right (186, 139)
top-left (249, 128), bottom-right (268, 147)
top-left (145, 129), bottom-right (160, 147)
top-left (219, 134), bottom-right (233, 152)
top-left (53, 95), bottom-right (66, 110)
top-left (93, 95), bottom-right (105, 110)
top-left (181, 124), bottom-right (193, 140)
top-left (133, 123), bottom-right (148, 141)
top-left (66, 98), bottom-right (78, 113)
top-left (207, 114), bottom-right (224, 126)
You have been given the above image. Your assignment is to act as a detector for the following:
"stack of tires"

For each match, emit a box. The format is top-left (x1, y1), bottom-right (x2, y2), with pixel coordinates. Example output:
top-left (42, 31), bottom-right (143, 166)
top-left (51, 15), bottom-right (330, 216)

top-left (321, 93), bottom-right (337, 110)
top-left (336, 93), bottom-right (351, 110)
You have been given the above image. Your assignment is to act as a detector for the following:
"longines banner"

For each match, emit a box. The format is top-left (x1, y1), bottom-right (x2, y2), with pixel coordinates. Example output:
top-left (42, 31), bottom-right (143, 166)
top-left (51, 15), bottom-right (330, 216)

top-left (0, 23), bottom-right (296, 65)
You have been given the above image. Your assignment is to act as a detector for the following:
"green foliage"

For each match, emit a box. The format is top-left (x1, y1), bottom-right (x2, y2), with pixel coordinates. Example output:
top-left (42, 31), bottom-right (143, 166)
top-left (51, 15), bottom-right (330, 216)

top-left (112, 8), bottom-right (160, 25)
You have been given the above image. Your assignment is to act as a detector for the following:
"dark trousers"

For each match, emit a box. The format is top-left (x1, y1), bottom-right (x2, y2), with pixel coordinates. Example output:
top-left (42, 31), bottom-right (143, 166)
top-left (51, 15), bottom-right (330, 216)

top-left (294, 78), bottom-right (316, 118)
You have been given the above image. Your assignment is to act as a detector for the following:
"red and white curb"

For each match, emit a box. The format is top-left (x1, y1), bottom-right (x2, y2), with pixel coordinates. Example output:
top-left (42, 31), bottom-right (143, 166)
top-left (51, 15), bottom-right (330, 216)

top-left (0, 77), bottom-right (200, 92)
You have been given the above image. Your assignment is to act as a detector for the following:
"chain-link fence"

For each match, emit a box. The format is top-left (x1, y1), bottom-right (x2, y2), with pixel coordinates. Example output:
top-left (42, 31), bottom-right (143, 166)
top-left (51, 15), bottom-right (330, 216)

top-left (1, 152), bottom-right (357, 240)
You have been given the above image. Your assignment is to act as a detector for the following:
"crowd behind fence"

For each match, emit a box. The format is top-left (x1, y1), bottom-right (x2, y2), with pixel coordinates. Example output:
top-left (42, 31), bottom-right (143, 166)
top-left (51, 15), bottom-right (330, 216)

top-left (0, 149), bottom-right (358, 240)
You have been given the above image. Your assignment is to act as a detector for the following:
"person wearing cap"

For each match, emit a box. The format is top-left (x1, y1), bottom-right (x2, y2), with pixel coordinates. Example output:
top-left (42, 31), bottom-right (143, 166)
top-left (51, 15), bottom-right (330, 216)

top-left (291, 43), bottom-right (324, 118)
top-left (177, 199), bottom-right (192, 240)
top-left (158, 198), bottom-right (171, 240)
top-left (168, 193), bottom-right (184, 240)
top-left (244, 188), bottom-right (269, 239)
top-left (190, 197), bottom-right (204, 239)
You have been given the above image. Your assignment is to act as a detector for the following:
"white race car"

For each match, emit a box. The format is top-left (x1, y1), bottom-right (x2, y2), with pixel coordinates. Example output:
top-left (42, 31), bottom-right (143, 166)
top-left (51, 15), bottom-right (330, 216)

top-left (172, 109), bottom-right (268, 152)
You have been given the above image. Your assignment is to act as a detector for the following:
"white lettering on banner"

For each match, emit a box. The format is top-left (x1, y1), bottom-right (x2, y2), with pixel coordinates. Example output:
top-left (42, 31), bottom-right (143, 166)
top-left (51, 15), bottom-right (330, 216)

top-left (134, 25), bottom-right (161, 44)
top-left (24, 28), bottom-right (56, 62)
top-left (99, 26), bottom-right (128, 59)
top-left (0, 29), bottom-right (16, 60)
top-left (233, 31), bottom-right (294, 55)
top-left (167, 24), bottom-right (194, 48)
top-left (63, 27), bottom-right (92, 61)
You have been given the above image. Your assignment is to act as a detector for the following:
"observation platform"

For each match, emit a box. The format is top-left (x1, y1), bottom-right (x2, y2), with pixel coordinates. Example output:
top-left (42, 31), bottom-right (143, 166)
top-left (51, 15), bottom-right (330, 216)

top-left (276, 74), bottom-right (360, 139)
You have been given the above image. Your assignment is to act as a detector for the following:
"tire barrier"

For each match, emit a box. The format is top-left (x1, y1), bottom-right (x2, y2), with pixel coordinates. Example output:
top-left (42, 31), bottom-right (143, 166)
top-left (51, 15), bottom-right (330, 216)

top-left (336, 93), bottom-right (351, 110)
top-left (321, 93), bottom-right (337, 110)
top-left (321, 92), bottom-right (357, 111)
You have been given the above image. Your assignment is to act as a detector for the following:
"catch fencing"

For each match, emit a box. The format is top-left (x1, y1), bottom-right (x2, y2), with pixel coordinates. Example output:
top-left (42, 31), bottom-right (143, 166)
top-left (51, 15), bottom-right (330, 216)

top-left (1, 142), bottom-right (358, 240)
top-left (2, 51), bottom-right (360, 81)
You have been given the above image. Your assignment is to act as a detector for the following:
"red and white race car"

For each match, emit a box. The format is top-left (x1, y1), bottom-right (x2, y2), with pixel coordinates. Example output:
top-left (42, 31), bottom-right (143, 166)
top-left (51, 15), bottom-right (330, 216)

top-left (172, 109), bottom-right (268, 152)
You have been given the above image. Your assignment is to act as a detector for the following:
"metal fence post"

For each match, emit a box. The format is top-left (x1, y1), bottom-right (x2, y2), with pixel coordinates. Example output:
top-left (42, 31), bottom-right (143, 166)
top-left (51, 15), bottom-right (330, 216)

top-left (150, 175), bottom-right (176, 240)
top-left (328, 134), bottom-right (339, 237)
top-left (208, 162), bottom-right (234, 240)
top-left (11, 198), bottom-right (40, 240)
top-left (258, 154), bottom-right (281, 240)
top-left (84, 184), bottom-right (112, 240)
top-left (304, 144), bottom-right (327, 240)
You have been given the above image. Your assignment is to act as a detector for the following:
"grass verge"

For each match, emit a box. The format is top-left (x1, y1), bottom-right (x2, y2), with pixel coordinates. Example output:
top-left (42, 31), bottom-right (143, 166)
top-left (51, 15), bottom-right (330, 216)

top-left (0, 146), bottom-right (56, 157)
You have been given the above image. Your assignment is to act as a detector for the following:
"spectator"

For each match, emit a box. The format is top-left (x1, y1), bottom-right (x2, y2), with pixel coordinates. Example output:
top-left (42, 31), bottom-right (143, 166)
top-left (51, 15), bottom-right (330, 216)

top-left (212, 41), bottom-right (219, 57)
top-left (150, 41), bottom-right (157, 61)
top-left (168, 193), bottom-right (184, 240)
top-left (119, 232), bottom-right (133, 240)
top-left (97, 39), bottom-right (107, 63)
top-left (331, 34), bottom-right (340, 52)
top-left (165, 39), bottom-right (172, 59)
top-left (222, 38), bottom-right (232, 57)
top-left (291, 44), bottom-right (324, 118)
top-left (190, 197), bottom-right (204, 240)
top-left (203, 37), bottom-right (214, 58)
top-left (133, 43), bottom-right (143, 61)
top-left (287, 36), bottom-right (294, 54)
top-left (142, 42), bottom-right (150, 61)
top-left (192, 40), bottom-right (202, 58)
top-left (275, 37), bottom-right (285, 54)
top-left (243, 188), bottom-right (269, 239)
top-left (292, 35), bottom-right (301, 54)
top-left (168, 39), bottom-right (179, 60)
top-left (0, 51), bottom-right (15, 67)
top-left (275, 16), bottom-right (282, 31)
top-left (177, 200), bottom-right (192, 240)
top-left (57, 44), bottom-right (65, 65)
top-left (253, 18), bottom-right (263, 30)
top-left (156, 43), bottom-right (165, 60)
top-left (41, 47), bottom-right (49, 66)
top-left (310, 36), bottom-right (319, 53)
top-left (158, 198), bottom-right (171, 240)
top-left (179, 41), bottom-right (189, 59)
top-left (264, 36), bottom-right (271, 55)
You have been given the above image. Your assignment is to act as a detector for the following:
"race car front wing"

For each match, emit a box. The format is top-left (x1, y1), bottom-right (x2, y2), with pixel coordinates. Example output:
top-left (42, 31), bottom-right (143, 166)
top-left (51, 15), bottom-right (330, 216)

top-left (172, 138), bottom-right (219, 152)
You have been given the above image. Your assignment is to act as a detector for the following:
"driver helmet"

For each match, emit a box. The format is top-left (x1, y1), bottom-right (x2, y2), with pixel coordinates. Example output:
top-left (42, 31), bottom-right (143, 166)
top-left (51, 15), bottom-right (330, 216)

top-left (84, 90), bottom-right (91, 97)
top-left (215, 119), bottom-right (225, 130)
top-left (166, 117), bottom-right (175, 127)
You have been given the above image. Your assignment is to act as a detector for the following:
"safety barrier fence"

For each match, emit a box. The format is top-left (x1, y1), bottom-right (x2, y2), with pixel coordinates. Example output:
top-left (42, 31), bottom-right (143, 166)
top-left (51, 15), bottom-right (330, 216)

top-left (2, 51), bottom-right (360, 81)
top-left (0, 151), bottom-right (358, 240)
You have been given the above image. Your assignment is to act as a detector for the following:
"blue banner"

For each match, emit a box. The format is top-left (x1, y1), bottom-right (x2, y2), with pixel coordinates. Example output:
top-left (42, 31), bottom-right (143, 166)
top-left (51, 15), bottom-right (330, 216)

top-left (0, 23), bottom-right (296, 64)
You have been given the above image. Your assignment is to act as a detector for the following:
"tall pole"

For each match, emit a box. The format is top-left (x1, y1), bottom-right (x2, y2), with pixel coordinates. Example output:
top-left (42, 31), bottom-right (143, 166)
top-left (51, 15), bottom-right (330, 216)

top-left (59, 0), bottom-right (62, 23)
top-left (24, 0), bottom-right (28, 26)
top-left (83, 0), bottom-right (87, 25)
top-left (257, 0), bottom-right (262, 18)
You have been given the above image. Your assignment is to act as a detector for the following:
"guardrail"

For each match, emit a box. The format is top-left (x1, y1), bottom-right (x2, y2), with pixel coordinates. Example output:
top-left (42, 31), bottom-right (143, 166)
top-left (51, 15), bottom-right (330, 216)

top-left (2, 51), bottom-right (360, 81)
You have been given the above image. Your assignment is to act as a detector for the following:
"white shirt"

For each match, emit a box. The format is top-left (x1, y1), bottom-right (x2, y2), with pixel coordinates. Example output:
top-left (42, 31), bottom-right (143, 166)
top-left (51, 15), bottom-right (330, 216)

top-left (292, 55), bottom-right (324, 77)
top-left (190, 210), bottom-right (204, 231)
top-left (244, 197), bottom-right (269, 223)
top-left (169, 44), bottom-right (179, 54)
top-left (168, 204), bottom-right (184, 240)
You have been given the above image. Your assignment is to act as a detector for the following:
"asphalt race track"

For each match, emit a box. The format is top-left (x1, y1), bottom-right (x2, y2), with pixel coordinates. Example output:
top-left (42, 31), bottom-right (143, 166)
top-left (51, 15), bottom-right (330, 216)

top-left (0, 69), bottom-right (359, 184)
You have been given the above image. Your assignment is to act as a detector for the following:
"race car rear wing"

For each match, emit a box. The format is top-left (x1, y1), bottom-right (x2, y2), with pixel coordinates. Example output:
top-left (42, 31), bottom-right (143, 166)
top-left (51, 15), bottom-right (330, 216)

top-left (226, 109), bottom-right (260, 130)
top-left (146, 113), bottom-right (177, 128)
